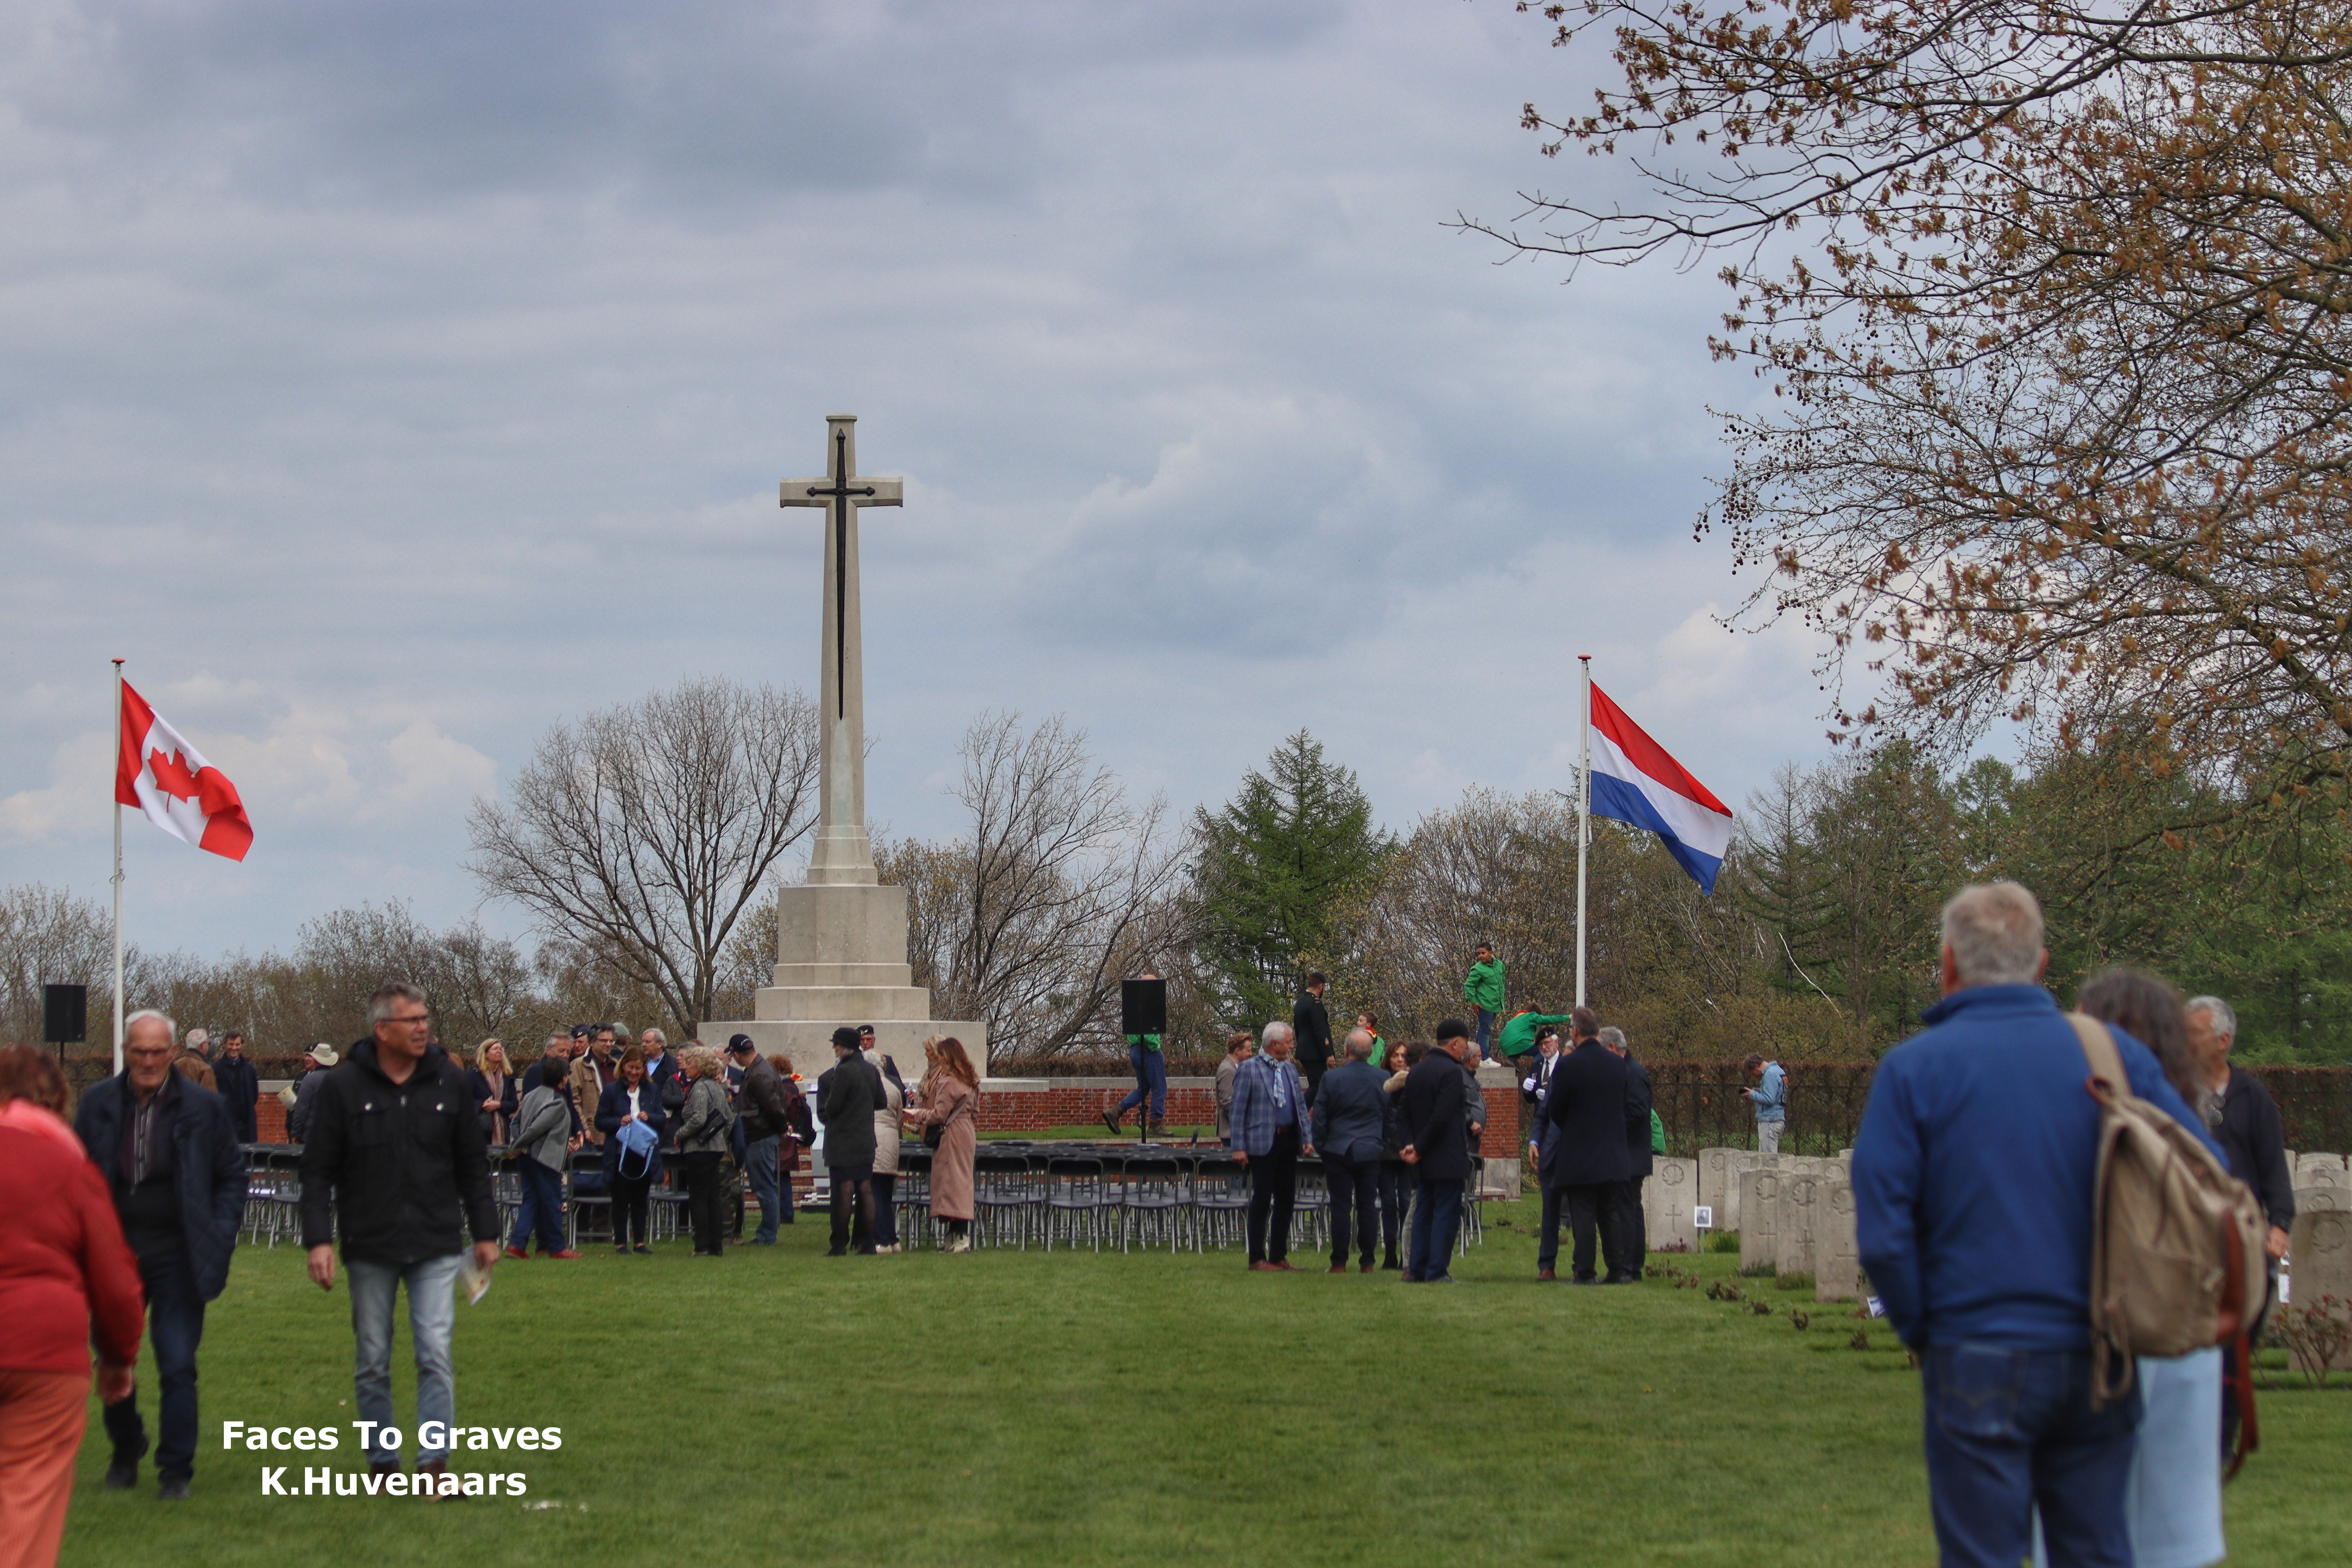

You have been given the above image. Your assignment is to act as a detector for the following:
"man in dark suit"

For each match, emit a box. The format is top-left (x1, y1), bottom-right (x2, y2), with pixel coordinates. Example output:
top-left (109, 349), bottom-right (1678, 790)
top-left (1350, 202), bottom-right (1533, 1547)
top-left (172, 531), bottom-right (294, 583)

top-left (1541, 1007), bottom-right (1639, 1283)
top-left (1604, 1026), bottom-right (1654, 1278)
top-left (1312, 1030), bottom-right (1390, 1273)
top-left (1292, 973), bottom-right (1333, 1102)
top-left (816, 1028), bottom-right (883, 1256)
top-left (1399, 1019), bottom-right (1475, 1283)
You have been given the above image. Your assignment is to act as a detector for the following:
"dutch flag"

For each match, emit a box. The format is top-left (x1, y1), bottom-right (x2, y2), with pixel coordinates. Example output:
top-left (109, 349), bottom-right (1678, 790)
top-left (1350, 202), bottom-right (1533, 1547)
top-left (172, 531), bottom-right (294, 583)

top-left (1587, 683), bottom-right (1733, 895)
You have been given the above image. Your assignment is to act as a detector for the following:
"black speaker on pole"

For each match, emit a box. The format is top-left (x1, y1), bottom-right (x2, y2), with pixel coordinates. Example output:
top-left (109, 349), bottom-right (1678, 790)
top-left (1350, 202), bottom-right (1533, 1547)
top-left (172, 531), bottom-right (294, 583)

top-left (44, 984), bottom-right (87, 1045)
top-left (1120, 978), bottom-right (1168, 1038)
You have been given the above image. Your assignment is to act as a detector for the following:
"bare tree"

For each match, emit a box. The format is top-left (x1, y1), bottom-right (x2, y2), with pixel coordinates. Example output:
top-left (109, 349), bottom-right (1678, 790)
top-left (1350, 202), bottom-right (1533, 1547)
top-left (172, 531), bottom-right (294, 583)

top-left (880, 713), bottom-right (1196, 1060)
top-left (0, 883), bottom-right (117, 1043)
top-left (468, 677), bottom-right (822, 1035)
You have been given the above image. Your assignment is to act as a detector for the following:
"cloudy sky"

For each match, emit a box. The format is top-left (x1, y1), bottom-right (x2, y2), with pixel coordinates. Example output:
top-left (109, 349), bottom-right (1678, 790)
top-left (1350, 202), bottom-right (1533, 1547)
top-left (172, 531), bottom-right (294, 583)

top-left (0, 0), bottom-right (1836, 960)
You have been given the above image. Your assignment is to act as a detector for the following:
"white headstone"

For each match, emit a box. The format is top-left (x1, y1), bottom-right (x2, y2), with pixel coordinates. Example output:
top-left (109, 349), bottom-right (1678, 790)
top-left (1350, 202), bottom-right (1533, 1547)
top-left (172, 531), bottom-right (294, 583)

top-left (1739, 1167), bottom-right (1784, 1272)
top-left (2297, 1185), bottom-right (2349, 1214)
top-left (1697, 1147), bottom-right (1735, 1216)
top-left (1816, 1179), bottom-right (1862, 1301)
top-left (2288, 1209), bottom-right (2352, 1365)
top-left (2297, 1153), bottom-right (2348, 1192)
top-left (1644, 1158), bottom-right (1700, 1252)
top-left (1777, 1172), bottom-right (1824, 1278)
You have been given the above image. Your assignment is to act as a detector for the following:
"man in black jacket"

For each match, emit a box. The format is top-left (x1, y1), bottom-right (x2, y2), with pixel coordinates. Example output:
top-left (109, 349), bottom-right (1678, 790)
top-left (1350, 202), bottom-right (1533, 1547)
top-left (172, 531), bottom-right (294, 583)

top-left (1543, 1007), bottom-right (1639, 1283)
top-left (212, 1030), bottom-right (259, 1143)
top-left (1604, 1027), bottom-right (1654, 1279)
top-left (2185, 996), bottom-right (2295, 1260)
top-left (300, 982), bottom-right (500, 1487)
top-left (730, 1034), bottom-right (794, 1243)
top-left (76, 1009), bottom-right (246, 1501)
top-left (817, 1027), bottom-right (883, 1256)
top-left (1312, 1030), bottom-right (1391, 1273)
top-left (1292, 972), bottom-right (1333, 1102)
top-left (1400, 1020), bottom-right (1475, 1283)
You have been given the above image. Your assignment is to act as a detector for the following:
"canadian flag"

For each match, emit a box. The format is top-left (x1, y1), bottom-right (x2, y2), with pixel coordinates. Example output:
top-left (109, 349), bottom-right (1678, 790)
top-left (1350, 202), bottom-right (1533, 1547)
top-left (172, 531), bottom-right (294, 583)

top-left (115, 681), bottom-right (254, 861)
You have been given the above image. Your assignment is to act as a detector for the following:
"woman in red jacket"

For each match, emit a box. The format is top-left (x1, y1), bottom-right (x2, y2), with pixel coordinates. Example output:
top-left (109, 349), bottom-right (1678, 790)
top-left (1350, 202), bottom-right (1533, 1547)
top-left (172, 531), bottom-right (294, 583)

top-left (0, 1046), bottom-right (145, 1567)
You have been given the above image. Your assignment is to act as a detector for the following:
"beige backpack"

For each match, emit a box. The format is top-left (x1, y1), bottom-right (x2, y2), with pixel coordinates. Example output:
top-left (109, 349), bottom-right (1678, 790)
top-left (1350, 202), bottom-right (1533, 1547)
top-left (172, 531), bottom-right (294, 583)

top-left (2070, 1014), bottom-right (2265, 1471)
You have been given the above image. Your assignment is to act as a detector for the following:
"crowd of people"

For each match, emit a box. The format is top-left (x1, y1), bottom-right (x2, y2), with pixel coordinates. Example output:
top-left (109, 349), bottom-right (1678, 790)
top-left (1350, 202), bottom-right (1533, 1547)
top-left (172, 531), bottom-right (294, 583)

top-left (0, 893), bottom-right (2303, 1568)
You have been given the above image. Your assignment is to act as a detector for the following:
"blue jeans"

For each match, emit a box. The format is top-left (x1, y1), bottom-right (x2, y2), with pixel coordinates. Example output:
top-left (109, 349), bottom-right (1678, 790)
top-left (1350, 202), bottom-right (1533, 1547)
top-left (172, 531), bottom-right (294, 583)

top-left (1116, 1045), bottom-right (1167, 1121)
top-left (1406, 1176), bottom-right (1463, 1281)
top-left (1920, 1343), bottom-right (2141, 1568)
top-left (743, 1134), bottom-right (783, 1243)
top-left (348, 1254), bottom-right (462, 1466)
top-left (509, 1159), bottom-right (567, 1254)
top-left (103, 1247), bottom-right (204, 1481)
top-left (1474, 1009), bottom-right (1497, 1060)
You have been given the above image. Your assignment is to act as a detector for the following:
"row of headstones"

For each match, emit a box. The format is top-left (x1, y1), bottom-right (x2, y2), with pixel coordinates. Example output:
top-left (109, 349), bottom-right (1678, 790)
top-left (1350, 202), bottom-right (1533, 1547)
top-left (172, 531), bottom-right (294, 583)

top-left (1638, 1151), bottom-right (1862, 1303)
top-left (1654, 1147), bottom-right (2352, 1312)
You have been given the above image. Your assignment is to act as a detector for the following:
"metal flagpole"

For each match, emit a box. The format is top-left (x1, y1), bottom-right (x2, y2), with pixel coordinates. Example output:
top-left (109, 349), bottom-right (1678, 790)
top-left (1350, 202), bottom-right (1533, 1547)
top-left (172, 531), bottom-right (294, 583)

top-left (1575, 655), bottom-right (1592, 1010)
top-left (111, 658), bottom-right (126, 1072)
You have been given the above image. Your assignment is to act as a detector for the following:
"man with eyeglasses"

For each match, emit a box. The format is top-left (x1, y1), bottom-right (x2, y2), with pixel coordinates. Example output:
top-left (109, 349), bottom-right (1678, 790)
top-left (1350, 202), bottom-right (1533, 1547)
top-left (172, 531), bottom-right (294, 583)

top-left (74, 1008), bottom-right (246, 1500)
top-left (299, 982), bottom-right (500, 1491)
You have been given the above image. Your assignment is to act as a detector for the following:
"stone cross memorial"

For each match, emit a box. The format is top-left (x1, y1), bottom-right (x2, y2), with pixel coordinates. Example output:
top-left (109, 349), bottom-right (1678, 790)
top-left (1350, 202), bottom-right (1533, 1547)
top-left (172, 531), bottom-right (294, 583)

top-left (702, 415), bottom-right (988, 1073)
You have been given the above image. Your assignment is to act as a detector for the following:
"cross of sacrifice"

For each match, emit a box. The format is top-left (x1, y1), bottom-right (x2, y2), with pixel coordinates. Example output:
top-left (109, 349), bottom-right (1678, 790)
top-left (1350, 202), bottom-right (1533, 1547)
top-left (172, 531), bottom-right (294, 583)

top-left (781, 415), bottom-right (902, 722)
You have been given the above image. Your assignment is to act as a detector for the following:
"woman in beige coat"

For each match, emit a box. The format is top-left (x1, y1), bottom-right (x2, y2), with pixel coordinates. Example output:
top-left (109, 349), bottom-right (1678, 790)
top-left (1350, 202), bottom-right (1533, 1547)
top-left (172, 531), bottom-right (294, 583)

top-left (904, 1035), bottom-right (980, 1252)
top-left (868, 1053), bottom-right (907, 1254)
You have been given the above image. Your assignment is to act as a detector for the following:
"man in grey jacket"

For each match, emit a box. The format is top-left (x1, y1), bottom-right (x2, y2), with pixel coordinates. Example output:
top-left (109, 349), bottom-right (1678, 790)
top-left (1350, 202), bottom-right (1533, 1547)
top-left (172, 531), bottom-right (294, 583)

top-left (730, 1035), bottom-right (794, 1244)
top-left (1312, 1030), bottom-right (1390, 1273)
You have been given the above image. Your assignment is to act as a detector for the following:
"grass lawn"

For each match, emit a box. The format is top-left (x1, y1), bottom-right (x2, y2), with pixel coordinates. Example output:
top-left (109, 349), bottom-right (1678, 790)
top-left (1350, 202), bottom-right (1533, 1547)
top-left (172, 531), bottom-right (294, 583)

top-left (60, 1196), bottom-right (2352, 1568)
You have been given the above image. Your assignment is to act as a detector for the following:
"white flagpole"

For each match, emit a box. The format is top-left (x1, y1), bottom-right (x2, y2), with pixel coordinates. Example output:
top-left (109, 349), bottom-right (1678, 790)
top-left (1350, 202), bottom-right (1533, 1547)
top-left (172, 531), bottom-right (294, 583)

top-left (1575, 654), bottom-right (1592, 1010)
top-left (112, 657), bottom-right (126, 1075)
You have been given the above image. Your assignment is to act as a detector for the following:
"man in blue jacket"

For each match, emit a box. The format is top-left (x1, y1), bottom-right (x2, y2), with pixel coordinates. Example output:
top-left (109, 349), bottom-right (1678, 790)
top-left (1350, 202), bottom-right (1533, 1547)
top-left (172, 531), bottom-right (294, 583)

top-left (1854, 882), bottom-right (2217, 1568)
top-left (75, 1009), bottom-right (247, 1501)
top-left (1311, 1030), bottom-right (1390, 1273)
top-left (1230, 1021), bottom-right (1314, 1271)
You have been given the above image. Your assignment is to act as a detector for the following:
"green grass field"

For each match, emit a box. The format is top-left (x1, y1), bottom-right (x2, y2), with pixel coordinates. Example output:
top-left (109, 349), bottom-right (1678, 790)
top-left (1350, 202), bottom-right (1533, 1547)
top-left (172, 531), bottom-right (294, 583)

top-left (60, 1197), bottom-right (2352, 1568)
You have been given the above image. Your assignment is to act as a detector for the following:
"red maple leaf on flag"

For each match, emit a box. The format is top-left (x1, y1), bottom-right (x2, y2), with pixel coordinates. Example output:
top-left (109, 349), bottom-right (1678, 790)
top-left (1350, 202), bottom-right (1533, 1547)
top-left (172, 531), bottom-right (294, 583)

top-left (147, 747), bottom-right (201, 802)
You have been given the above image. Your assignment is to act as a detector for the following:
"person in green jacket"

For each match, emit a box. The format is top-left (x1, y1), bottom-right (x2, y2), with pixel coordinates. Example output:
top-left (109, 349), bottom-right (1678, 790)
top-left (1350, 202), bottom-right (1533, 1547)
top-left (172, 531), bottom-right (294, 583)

top-left (1464, 944), bottom-right (1507, 1063)
top-left (1354, 1011), bottom-right (1387, 1070)
top-left (1494, 1008), bottom-right (1572, 1067)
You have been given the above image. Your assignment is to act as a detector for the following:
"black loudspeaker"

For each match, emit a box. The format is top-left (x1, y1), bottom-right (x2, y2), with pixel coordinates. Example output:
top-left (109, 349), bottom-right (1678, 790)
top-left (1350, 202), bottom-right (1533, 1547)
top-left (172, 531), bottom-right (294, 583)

top-left (1120, 978), bottom-right (1168, 1037)
top-left (43, 984), bottom-right (87, 1045)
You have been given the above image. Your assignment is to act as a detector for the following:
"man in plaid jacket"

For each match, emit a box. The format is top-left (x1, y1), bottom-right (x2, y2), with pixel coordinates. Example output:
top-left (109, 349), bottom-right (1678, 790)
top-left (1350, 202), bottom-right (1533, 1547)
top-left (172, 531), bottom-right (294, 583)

top-left (1229, 1022), bottom-right (1316, 1271)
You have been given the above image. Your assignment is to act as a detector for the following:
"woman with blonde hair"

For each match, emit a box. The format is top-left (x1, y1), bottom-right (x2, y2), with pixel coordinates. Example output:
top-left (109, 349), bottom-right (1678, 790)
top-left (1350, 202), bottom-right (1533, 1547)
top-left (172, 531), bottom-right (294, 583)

top-left (673, 1046), bottom-right (737, 1258)
top-left (903, 1035), bottom-right (980, 1252)
top-left (467, 1039), bottom-right (518, 1145)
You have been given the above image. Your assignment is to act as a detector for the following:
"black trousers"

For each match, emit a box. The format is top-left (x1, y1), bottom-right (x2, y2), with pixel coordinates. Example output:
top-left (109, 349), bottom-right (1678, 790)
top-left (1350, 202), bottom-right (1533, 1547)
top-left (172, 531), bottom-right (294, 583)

top-left (1325, 1151), bottom-right (1379, 1267)
top-left (1378, 1161), bottom-right (1410, 1259)
top-left (1300, 1060), bottom-right (1328, 1103)
top-left (611, 1171), bottom-right (653, 1248)
top-left (1247, 1126), bottom-right (1301, 1263)
top-left (681, 1151), bottom-right (727, 1256)
top-left (829, 1165), bottom-right (875, 1253)
top-left (1613, 1176), bottom-right (1646, 1276)
top-left (1563, 1181), bottom-right (1627, 1281)
top-left (1538, 1182), bottom-right (1568, 1272)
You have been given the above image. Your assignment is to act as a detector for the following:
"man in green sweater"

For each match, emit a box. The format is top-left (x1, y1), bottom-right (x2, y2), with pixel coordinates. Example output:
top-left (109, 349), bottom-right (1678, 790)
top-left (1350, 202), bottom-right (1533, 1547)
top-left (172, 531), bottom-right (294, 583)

top-left (1464, 944), bottom-right (1507, 1063)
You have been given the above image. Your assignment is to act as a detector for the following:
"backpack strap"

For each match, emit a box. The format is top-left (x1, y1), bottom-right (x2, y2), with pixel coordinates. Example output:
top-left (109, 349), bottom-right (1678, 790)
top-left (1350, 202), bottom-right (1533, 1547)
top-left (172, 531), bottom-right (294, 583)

top-left (2066, 1011), bottom-right (2127, 1097)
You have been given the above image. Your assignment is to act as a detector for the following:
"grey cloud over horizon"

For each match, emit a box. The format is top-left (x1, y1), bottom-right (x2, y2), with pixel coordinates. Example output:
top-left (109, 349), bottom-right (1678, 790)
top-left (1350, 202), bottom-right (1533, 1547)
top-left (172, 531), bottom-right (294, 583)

top-left (0, 0), bottom-right (1846, 966)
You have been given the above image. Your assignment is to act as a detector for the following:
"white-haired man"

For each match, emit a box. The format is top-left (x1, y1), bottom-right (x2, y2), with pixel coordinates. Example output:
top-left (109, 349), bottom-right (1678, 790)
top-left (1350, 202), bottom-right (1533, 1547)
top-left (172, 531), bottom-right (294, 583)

top-left (74, 1009), bottom-right (245, 1499)
top-left (1229, 1020), bottom-right (1314, 1271)
top-left (1853, 882), bottom-right (2217, 1568)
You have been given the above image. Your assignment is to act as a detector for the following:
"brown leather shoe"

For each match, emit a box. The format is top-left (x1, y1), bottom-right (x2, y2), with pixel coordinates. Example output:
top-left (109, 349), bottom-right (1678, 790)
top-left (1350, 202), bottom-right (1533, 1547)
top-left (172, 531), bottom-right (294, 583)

top-left (1328, 1265), bottom-right (1348, 1274)
top-left (1273, 1260), bottom-right (1298, 1271)
top-left (1539, 1268), bottom-right (1557, 1281)
top-left (1360, 1261), bottom-right (1376, 1273)
top-left (416, 1457), bottom-right (448, 1501)
top-left (1249, 1260), bottom-right (1283, 1272)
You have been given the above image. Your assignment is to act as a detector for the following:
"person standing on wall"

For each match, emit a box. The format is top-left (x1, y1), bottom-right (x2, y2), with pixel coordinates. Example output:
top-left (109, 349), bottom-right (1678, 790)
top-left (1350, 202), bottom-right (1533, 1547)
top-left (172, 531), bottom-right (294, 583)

top-left (1104, 970), bottom-right (1168, 1140)
top-left (1292, 973), bottom-right (1334, 1103)
top-left (1464, 944), bottom-right (1507, 1063)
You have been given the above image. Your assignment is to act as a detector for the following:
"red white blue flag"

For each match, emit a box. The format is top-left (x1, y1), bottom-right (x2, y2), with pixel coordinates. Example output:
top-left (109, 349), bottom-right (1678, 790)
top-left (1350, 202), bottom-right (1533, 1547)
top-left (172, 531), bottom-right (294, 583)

top-left (115, 680), bottom-right (254, 861)
top-left (1588, 683), bottom-right (1732, 894)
